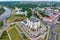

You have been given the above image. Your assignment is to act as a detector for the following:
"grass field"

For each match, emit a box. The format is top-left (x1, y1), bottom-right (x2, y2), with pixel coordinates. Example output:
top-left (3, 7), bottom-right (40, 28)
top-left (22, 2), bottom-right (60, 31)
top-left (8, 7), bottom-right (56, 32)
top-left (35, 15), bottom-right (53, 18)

top-left (0, 21), bottom-right (3, 30)
top-left (56, 35), bottom-right (59, 40)
top-left (55, 29), bottom-right (60, 33)
top-left (7, 14), bottom-right (27, 23)
top-left (44, 34), bottom-right (47, 40)
top-left (2, 23), bottom-right (29, 40)
top-left (16, 24), bottom-right (30, 40)
top-left (7, 24), bottom-right (22, 40)
top-left (0, 31), bottom-right (9, 40)
top-left (6, 25), bottom-right (22, 40)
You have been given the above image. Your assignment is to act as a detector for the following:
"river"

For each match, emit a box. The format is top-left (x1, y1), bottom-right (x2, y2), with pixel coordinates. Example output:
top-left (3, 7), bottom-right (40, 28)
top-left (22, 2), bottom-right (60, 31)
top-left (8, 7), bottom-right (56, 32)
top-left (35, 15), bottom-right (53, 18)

top-left (0, 7), bottom-right (11, 21)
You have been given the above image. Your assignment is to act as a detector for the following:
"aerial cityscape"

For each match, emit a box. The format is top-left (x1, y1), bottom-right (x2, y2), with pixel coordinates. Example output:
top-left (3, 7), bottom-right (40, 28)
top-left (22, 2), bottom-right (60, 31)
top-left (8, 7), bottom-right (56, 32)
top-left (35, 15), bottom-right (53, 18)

top-left (0, 1), bottom-right (60, 40)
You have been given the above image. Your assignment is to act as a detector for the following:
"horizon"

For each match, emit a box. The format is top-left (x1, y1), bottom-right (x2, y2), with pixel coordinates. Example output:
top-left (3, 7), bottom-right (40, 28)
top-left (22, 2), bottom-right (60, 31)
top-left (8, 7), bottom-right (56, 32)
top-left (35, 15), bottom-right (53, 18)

top-left (0, 0), bottom-right (60, 1)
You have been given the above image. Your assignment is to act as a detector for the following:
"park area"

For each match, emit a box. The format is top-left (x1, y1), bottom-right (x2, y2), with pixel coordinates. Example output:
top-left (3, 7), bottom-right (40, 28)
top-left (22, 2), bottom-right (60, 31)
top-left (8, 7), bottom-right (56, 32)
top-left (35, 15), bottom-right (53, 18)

top-left (0, 31), bottom-right (9, 40)
top-left (6, 24), bottom-right (22, 40)
top-left (7, 14), bottom-right (27, 23)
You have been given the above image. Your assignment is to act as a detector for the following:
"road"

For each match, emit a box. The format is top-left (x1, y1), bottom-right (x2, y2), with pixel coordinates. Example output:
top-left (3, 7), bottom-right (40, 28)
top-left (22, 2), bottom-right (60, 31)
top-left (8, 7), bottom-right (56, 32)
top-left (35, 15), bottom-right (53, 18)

top-left (0, 7), bottom-right (11, 21)
top-left (39, 20), bottom-right (56, 40)
top-left (44, 21), bottom-right (56, 40)
top-left (35, 11), bottom-right (57, 40)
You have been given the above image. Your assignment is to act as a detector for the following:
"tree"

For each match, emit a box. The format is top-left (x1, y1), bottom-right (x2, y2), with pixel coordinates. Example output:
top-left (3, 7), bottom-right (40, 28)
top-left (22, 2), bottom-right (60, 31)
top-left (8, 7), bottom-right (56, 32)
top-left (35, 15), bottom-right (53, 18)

top-left (27, 8), bottom-right (32, 18)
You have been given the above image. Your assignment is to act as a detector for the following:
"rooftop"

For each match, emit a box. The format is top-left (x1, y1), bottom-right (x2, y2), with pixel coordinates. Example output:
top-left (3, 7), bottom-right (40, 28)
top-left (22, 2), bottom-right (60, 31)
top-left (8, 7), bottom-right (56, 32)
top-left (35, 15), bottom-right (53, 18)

top-left (44, 11), bottom-right (60, 22)
top-left (28, 16), bottom-right (39, 22)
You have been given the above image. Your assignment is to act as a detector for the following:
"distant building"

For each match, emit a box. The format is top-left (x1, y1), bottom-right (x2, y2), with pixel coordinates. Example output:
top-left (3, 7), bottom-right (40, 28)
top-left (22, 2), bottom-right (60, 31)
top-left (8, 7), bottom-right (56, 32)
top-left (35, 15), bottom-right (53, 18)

top-left (36, 7), bottom-right (41, 10)
top-left (43, 9), bottom-right (60, 22)
top-left (40, 8), bottom-right (44, 11)
top-left (36, 7), bottom-right (44, 11)
top-left (53, 9), bottom-right (59, 12)
top-left (15, 7), bottom-right (27, 16)
top-left (44, 8), bottom-right (53, 17)
top-left (16, 10), bottom-right (27, 16)
top-left (15, 7), bottom-right (22, 11)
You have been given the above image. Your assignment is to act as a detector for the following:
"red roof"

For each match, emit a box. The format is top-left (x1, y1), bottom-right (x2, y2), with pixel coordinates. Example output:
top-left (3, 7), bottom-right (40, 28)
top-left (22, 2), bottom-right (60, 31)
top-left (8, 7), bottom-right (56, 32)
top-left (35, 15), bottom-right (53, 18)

top-left (44, 12), bottom-right (60, 22)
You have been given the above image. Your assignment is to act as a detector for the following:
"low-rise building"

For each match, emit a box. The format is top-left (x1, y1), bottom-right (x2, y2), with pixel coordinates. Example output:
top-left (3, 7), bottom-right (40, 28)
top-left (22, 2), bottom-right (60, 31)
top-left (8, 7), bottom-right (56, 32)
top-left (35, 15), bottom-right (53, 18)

top-left (15, 7), bottom-right (22, 11)
top-left (43, 8), bottom-right (60, 22)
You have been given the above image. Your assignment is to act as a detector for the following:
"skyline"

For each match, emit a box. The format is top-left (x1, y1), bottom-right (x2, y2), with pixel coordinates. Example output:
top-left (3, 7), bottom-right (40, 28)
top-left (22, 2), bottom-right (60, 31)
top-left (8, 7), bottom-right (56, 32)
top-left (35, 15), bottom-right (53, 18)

top-left (0, 0), bottom-right (60, 1)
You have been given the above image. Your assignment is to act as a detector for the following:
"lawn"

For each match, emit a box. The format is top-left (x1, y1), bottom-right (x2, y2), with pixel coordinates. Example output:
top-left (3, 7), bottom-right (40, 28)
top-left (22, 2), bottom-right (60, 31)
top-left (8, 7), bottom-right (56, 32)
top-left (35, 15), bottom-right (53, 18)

top-left (55, 29), bottom-right (60, 33)
top-left (44, 34), bottom-right (47, 40)
top-left (15, 24), bottom-right (23, 32)
top-left (0, 31), bottom-right (9, 40)
top-left (7, 25), bottom-right (22, 40)
top-left (56, 35), bottom-right (59, 40)
top-left (7, 14), bottom-right (27, 23)
top-left (6, 23), bottom-right (29, 40)
top-left (31, 29), bottom-right (36, 32)
top-left (0, 21), bottom-right (3, 29)
top-left (16, 24), bottom-right (30, 40)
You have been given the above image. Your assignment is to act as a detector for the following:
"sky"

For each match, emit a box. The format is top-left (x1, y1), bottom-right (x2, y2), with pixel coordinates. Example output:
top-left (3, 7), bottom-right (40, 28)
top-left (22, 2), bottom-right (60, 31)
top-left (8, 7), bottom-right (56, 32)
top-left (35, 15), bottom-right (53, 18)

top-left (0, 0), bottom-right (60, 1)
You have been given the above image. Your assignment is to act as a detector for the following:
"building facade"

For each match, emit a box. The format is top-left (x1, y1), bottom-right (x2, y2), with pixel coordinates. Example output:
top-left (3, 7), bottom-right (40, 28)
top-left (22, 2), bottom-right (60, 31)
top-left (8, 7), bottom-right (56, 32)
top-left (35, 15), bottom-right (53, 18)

top-left (23, 16), bottom-right (40, 29)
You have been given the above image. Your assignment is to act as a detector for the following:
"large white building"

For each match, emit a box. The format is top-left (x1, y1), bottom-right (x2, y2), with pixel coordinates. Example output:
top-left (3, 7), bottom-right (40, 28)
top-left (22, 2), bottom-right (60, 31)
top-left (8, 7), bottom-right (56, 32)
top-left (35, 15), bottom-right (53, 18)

top-left (23, 16), bottom-right (40, 29)
top-left (15, 7), bottom-right (22, 11)
top-left (15, 7), bottom-right (27, 16)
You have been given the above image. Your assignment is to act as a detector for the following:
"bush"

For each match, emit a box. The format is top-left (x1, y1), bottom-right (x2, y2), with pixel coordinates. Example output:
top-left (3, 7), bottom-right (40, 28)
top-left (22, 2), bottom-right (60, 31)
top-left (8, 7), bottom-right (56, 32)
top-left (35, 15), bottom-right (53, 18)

top-left (39, 10), bottom-right (50, 17)
top-left (58, 17), bottom-right (60, 21)
top-left (0, 8), bottom-right (5, 15)
top-left (27, 8), bottom-right (32, 18)
top-left (0, 21), bottom-right (3, 27)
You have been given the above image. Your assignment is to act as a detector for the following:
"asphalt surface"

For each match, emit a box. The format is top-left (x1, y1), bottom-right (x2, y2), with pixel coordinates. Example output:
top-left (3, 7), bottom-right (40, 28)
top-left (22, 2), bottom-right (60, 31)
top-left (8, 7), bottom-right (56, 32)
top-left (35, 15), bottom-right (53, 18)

top-left (45, 21), bottom-right (56, 40)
